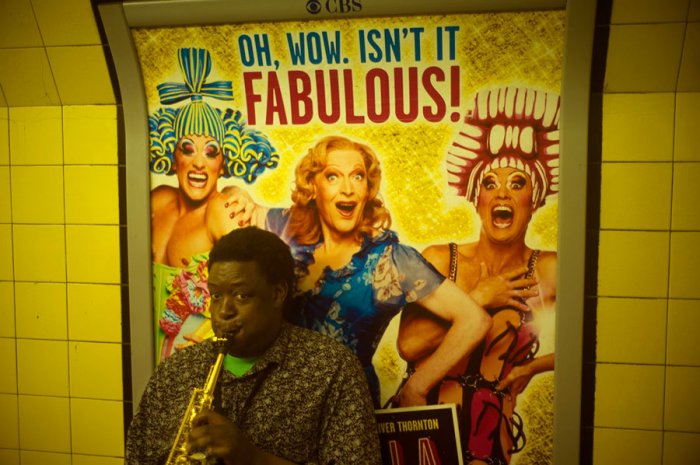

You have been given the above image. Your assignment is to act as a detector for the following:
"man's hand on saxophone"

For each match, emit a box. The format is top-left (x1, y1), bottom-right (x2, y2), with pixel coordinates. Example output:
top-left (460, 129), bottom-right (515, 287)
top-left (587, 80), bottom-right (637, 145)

top-left (188, 409), bottom-right (300, 465)
top-left (187, 410), bottom-right (253, 464)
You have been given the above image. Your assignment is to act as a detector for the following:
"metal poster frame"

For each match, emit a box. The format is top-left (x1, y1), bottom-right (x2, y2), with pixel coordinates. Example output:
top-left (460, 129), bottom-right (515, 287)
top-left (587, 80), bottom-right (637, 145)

top-left (97, 1), bottom-right (595, 463)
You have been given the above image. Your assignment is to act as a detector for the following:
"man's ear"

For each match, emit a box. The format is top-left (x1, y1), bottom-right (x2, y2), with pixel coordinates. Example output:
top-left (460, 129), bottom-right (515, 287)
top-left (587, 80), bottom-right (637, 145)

top-left (274, 281), bottom-right (288, 308)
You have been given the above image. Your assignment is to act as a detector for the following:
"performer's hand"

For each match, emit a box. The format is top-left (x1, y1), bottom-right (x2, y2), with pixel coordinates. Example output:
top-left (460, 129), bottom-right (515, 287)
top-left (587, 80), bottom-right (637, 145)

top-left (469, 264), bottom-right (538, 312)
top-left (496, 363), bottom-right (535, 406)
top-left (221, 186), bottom-right (257, 227)
top-left (174, 333), bottom-right (204, 351)
top-left (188, 410), bottom-right (257, 465)
top-left (174, 319), bottom-right (211, 351)
top-left (496, 354), bottom-right (554, 407)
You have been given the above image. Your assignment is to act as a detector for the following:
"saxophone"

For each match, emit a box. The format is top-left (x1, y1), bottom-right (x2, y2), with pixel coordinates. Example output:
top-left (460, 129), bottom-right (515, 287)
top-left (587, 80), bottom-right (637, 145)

top-left (166, 337), bottom-right (228, 465)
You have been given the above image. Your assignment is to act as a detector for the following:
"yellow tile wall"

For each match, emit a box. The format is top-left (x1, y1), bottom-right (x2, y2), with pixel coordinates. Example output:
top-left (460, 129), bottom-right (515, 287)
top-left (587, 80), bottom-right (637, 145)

top-left (2, 103), bottom-right (124, 461)
top-left (595, 1), bottom-right (700, 464)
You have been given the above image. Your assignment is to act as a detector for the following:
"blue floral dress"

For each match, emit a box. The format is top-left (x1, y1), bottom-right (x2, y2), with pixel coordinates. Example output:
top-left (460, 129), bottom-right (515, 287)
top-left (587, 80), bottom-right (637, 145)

top-left (267, 209), bottom-right (445, 404)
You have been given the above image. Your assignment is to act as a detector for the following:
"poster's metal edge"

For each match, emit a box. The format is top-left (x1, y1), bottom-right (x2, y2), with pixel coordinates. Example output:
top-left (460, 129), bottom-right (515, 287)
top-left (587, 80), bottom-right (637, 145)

top-left (555, 0), bottom-right (596, 463)
top-left (122, 0), bottom-right (567, 27)
top-left (98, 2), bottom-right (154, 410)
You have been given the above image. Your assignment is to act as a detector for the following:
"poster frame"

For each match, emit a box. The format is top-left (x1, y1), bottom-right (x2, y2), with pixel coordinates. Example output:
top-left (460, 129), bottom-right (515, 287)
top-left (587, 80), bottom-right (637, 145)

top-left (97, 1), bottom-right (595, 462)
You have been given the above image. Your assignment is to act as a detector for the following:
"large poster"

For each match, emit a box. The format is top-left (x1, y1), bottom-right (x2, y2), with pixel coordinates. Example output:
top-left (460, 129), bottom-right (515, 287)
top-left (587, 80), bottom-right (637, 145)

top-left (133, 10), bottom-right (563, 464)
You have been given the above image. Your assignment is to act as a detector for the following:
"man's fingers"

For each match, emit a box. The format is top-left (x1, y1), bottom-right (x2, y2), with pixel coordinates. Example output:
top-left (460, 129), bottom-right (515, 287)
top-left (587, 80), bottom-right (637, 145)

top-left (191, 411), bottom-right (213, 428)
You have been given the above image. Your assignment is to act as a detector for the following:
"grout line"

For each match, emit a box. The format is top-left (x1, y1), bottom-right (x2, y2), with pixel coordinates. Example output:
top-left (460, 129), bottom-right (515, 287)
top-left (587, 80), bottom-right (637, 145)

top-left (5, 105), bottom-right (22, 457)
top-left (59, 102), bottom-right (74, 458)
top-left (26, 0), bottom-right (63, 108)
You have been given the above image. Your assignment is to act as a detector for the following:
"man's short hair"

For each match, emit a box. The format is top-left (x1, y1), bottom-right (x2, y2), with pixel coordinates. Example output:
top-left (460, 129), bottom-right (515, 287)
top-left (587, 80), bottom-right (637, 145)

top-left (209, 228), bottom-right (296, 299)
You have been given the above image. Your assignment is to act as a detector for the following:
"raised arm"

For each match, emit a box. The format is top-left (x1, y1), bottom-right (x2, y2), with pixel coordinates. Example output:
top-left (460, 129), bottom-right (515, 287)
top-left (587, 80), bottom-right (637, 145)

top-left (398, 280), bottom-right (491, 406)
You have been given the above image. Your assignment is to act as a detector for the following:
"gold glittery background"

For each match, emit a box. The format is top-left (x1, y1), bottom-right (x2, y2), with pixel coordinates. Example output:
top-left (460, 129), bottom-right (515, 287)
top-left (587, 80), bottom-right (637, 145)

top-left (133, 11), bottom-right (564, 464)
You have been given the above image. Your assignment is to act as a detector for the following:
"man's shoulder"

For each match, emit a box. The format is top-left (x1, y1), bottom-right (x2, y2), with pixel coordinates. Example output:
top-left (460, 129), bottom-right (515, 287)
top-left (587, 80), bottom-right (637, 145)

top-left (284, 324), bottom-right (359, 365)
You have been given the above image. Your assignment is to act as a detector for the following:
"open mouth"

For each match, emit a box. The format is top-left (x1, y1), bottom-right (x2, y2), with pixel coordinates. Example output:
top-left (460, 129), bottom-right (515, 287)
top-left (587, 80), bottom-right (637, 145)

top-left (491, 205), bottom-right (513, 229)
top-left (336, 201), bottom-right (357, 218)
top-left (187, 172), bottom-right (208, 188)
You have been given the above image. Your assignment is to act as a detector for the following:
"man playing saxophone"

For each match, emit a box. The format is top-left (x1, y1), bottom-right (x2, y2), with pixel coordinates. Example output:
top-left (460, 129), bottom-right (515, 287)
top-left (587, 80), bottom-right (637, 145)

top-left (126, 227), bottom-right (381, 464)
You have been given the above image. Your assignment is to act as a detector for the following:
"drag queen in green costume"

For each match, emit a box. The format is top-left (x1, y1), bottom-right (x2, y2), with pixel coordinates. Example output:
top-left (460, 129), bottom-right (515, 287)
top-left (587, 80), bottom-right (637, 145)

top-left (149, 48), bottom-right (279, 361)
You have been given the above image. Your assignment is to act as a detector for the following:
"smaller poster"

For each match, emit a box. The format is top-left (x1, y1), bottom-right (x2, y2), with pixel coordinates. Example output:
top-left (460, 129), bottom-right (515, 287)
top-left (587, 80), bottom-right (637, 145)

top-left (376, 404), bottom-right (463, 465)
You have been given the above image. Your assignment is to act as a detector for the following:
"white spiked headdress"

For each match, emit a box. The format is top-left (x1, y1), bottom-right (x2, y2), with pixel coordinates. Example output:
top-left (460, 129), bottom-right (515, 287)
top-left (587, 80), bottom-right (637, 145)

top-left (446, 87), bottom-right (560, 208)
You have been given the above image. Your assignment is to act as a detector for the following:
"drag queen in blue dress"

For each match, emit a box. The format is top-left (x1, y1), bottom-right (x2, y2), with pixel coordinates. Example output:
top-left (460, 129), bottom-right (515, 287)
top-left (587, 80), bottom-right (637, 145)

top-left (253, 135), bottom-right (491, 406)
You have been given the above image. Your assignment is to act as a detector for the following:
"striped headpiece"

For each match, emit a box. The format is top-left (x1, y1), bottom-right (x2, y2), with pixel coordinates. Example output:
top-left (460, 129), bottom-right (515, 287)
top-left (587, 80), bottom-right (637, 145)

top-left (149, 48), bottom-right (280, 183)
top-left (156, 48), bottom-right (234, 144)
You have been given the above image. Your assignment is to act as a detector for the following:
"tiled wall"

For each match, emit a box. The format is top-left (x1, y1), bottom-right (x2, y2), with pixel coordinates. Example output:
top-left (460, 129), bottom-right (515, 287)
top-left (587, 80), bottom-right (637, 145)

top-left (592, 0), bottom-right (700, 464)
top-left (0, 106), bottom-right (126, 464)
top-left (0, 0), bottom-right (127, 464)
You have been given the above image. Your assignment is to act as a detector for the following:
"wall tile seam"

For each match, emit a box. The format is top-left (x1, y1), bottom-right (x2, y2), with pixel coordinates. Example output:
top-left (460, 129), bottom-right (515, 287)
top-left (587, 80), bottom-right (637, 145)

top-left (599, 157), bottom-right (700, 161)
top-left (598, 228), bottom-right (699, 232)
top-left (4, 449), bottom-right (124, 459)
top-left (595, 294), bottom-right (685, 300)
top-left (596, 361), bottom-right (700, 368)
top-left (2, 165), bottom-right (118, 168)
top-left (596, 361), bottom-right (671, 367)
top-left (6, 163), bottom-right (121, 166)
top-left (7, 447), bottom-right (124, 459)
top-left (7, 279), bottom-right (122, 285)
top-left (4, 104), bottom-right (117, 109)
top-left (594, 295), bottom-right (700, 301)
top-left (601, 89), bottom-right (700, 94)
top-left (9, 392), bottom-right (76, 399)
top-left (0, 45), bottom-right (49, 51)
top-left (9, 284), bottom-right (122, 289)
top-left (13, 338), bottom-right (125, 344)
top-left (609, 20), bottom-right (696, 26)
top-left (9, 221), bottom-right (120, 225)
top-left (12, 392), bottom-right (125, 401)
top-left (8, 222), bottom-right (122, 227)
top-left (598, 161), bottom-right (695, 164)
top-left (0, 45), bottom-right (107, 53)
top-left (593, 425), bottom-right (684, 432)
top-left (590, 294), bottom-right (700, 302)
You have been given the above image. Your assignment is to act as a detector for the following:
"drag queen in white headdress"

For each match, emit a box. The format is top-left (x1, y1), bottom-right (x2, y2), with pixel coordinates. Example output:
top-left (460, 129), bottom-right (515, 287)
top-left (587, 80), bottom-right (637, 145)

top-left (397, 86), bottom-right (560, 465)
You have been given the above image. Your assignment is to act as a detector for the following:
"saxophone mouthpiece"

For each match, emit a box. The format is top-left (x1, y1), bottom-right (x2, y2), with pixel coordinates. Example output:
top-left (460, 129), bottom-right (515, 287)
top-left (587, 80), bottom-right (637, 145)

top-left (212, 336), bottom-right (229, 354)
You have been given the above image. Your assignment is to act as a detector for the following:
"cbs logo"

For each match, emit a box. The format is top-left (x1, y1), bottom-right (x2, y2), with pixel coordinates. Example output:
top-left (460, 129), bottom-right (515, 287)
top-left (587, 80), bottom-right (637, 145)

top-left (306, 0), bottom-right (362, 15)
